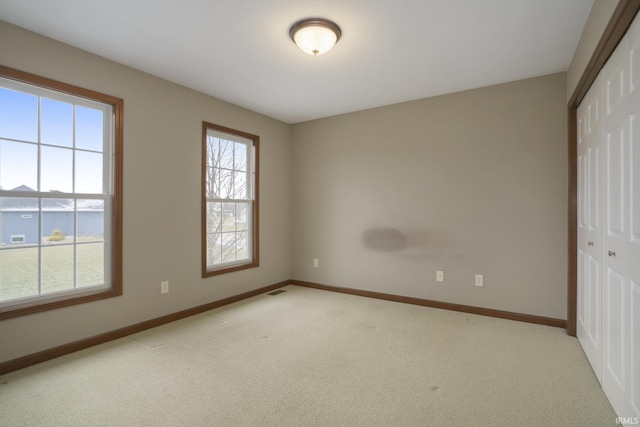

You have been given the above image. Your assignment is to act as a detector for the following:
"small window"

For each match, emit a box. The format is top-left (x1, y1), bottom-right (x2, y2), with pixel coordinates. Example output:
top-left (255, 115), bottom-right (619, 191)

top-left (202, 122), bottom-right (259, 276)
top-left (0, 66), bottom-right (123, 319)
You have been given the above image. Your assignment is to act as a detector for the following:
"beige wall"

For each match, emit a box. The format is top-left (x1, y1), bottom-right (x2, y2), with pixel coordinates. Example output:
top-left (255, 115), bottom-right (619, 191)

top-left (567, 0), bottom-right (619, 100)
top-left (0, 21), bottom-right (292, 364)
top-left (291, 73), bottom-right (568, 319)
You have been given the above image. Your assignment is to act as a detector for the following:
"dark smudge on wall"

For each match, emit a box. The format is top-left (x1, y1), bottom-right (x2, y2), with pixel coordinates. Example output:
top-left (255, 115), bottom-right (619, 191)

top-left (361, 228), bottom-right (432, 252)
top-left (362, 228), bottom-right (407, 251)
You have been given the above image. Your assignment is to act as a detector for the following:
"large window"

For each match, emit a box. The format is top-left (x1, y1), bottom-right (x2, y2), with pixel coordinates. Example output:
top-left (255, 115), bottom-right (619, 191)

top-left (0, 66), bottom-right (122, 319)
top-left (202, 122), bottom-right (258, 276)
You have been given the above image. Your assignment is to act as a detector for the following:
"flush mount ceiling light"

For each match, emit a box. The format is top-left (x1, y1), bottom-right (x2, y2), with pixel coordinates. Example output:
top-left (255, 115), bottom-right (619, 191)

top-left (289, 18), bottom-right (342, 56)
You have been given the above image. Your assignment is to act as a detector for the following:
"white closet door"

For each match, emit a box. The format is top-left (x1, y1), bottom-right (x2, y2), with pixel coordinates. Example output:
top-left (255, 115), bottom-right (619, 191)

top-left (600, 13), bottom-right (640, 419)
top-left (630, 127), bottom-right (640, 417)
top-left (577, 74), bottom-right (603, 382)
top-left (625, 15), bottom-right (640, 418)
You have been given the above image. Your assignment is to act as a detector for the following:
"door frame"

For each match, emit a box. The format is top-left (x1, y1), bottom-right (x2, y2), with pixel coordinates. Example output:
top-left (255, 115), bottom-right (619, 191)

top-left (567, 0), bottom-right (640, 336)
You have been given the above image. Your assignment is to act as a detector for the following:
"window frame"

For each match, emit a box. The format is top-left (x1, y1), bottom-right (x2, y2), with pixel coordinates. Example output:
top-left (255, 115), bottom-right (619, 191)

top-left (201, 121), bottom-right (259, 277)
top-left (0, 65), bottom-right (123, 320)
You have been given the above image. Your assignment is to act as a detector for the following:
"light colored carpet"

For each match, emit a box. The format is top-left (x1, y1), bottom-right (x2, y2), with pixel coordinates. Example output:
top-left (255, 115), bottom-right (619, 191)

top-left (0, 285), bottom-right (617, 426)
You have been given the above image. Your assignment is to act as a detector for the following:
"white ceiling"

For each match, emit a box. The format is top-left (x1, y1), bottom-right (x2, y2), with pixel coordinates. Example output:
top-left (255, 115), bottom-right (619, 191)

top-left (0, 0), bottom-right (594, 124)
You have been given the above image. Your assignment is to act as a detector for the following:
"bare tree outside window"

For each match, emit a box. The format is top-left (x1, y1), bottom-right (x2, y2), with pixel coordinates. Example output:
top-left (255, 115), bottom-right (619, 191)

top-left (202, 122), bottom-right (258, 276)
top-left (0, 65), bottom-right (123, 320)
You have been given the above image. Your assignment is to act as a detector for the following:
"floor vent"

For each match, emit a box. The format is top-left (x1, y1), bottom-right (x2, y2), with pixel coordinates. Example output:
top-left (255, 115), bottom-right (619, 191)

top-left (268, 290), bottom-right (286, 296)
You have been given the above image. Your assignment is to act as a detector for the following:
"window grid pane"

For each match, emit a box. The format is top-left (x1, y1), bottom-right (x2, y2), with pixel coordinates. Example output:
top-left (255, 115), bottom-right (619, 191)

top-left (0, 87), bottom-right (38, 142)
top-left (76, 242), bottom-right (104, 288)
top-left (0, 247), bottom-right (39, 301)
top-left (41, 97), bottom-right (73, 148)
top-left (41, 245), bottom-right (74, 294)
top-left (0, 139), bottom-right (38, 191)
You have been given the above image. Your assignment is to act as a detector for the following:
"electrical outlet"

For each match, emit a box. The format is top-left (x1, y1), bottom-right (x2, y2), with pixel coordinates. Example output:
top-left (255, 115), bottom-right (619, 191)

top-left (475, 275), bottom-right (483, 287)
top-left (313, 258), bottom-right (319, 268)
top-left (161, 280), bottom-right (169, 294)
top-left (436, 271), bottom-right (444, 282)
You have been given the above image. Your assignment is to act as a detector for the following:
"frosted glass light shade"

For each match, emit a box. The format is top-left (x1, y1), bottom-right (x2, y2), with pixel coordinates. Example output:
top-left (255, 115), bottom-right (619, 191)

top-left (290, 18), bottom-right (341, 56)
